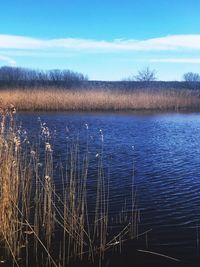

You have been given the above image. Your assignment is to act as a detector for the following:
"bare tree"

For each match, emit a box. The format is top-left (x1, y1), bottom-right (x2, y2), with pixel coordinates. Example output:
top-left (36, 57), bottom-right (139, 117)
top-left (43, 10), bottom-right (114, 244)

top-left (183, 72), bottom-right (200, 82)
top-left (134, 67), bottom-right (157, 82)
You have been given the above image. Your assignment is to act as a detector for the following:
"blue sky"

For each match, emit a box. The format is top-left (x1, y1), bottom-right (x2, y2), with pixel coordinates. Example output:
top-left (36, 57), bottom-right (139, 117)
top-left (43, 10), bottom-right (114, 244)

top-left (1, 0), bottom-right (200, 80)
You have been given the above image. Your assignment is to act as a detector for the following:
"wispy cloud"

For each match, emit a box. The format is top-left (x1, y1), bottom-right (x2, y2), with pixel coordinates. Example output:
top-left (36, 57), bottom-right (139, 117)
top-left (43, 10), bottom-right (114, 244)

top-left (0, 55), bottom-right (16, 65)
top-left (1, 34), bottom-right (200, 69)
top-left (150, 58), bottom-right (200, 63)
top-left (1, 34), bottom-right (200, 52)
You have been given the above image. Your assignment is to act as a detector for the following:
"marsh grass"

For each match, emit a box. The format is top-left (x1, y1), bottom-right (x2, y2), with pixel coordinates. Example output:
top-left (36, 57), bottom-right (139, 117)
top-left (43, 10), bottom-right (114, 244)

top-left (0, 107), bottom-right (139, 267)
top-left (0, 88), bottom-right (200, 111)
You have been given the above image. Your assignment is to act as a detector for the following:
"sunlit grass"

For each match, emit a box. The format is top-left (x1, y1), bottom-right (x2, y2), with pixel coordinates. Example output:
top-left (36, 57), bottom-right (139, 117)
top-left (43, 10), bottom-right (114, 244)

top-left (0, 87), bottom-right (200, 111)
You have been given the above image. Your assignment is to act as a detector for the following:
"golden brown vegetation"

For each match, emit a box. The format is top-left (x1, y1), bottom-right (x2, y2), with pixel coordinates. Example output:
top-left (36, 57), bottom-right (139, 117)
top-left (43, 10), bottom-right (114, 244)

top-left (0, 107), bottom-right (139, 267)
top-left (0, 88), bottom-right (200, 111)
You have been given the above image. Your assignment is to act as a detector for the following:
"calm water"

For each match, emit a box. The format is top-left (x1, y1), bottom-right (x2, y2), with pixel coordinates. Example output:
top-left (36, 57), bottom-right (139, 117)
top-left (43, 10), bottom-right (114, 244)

top-left (17, 111), bottom-right (200, 264)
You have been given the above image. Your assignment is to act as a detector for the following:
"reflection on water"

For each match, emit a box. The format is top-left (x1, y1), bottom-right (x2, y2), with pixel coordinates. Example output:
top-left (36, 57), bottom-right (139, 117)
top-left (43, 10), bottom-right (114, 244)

top-left (18, 111), bottom-right (200, 263)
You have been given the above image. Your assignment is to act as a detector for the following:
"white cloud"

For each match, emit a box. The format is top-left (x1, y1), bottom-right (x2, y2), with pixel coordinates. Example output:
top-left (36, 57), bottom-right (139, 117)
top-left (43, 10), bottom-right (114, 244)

top-left (0, 34), bottom-right (200, 52)
top-left (0, 55), bottom-right (16, 65)
top-left (1, 34), bottom-right (200, 67)
top-left (150, 58), bottom-right (200, 63)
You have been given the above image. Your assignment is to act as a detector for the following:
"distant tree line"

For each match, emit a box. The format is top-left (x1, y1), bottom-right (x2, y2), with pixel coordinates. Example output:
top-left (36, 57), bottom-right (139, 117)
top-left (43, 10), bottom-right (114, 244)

top-left (0, 66), bottom-right (88, 88)
top-left (1, 65), bottom-right (200, 90)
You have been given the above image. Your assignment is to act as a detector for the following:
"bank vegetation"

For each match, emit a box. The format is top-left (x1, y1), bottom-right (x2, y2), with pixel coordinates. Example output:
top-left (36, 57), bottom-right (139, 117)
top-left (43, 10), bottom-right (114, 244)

top-left (0, 88), bottom-right (200, 111)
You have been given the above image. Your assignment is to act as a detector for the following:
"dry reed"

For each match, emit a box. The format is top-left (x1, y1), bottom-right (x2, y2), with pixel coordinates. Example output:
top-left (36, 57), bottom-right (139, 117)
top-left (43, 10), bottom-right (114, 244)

top-left (0, 107), bottom-right (139, 267)
top-left (0, 88), bottom-right (200, 111)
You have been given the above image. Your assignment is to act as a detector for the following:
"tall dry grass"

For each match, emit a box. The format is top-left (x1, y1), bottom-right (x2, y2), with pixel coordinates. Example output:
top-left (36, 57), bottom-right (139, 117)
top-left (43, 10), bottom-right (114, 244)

top-left (0, 107), bottom-right (139, 267)
top-left (0, 88), bottom-right (200, 111)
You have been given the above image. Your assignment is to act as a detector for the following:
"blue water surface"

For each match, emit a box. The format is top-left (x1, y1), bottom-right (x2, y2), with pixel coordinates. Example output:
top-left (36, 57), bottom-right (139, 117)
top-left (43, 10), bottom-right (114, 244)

top-left (17, 111), bottom-right (200, 261)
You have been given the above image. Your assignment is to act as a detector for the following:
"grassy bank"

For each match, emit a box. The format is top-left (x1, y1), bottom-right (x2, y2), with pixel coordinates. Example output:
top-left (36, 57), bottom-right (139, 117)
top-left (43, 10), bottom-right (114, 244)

top-left (0, 87), bottom-right (200, 111)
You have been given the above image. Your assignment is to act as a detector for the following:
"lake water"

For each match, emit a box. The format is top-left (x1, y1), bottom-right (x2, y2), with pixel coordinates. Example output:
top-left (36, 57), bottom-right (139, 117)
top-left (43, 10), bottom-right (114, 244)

top-left (17, 111), bottom-right (200, 266)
